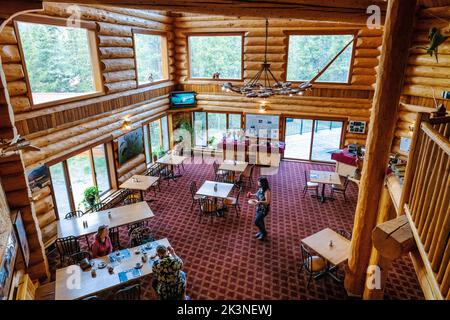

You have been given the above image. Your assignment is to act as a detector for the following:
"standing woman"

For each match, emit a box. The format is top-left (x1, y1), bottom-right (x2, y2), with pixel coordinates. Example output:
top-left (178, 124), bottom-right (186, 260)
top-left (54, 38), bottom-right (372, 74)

top-left (248, 177), bottom-right (271, 240)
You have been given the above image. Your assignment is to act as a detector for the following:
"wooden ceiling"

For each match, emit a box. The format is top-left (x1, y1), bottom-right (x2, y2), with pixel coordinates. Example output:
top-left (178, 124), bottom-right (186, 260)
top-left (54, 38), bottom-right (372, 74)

top-left (0, 0), bottom-right (390, 25)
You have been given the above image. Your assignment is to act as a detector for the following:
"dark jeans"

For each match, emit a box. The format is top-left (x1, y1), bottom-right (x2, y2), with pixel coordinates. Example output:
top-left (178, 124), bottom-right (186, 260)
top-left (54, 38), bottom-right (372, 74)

top-left (254, 211), bottom-right (267, 236)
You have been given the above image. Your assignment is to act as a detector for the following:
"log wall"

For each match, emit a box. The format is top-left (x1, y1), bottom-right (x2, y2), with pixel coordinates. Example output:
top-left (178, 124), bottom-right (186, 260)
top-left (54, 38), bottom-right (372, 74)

top-left (0, 4), bottom-right (175, 281)
top-left (173, 14), bottom-right (384, 146)
top-left (393, 5), bottom-right (450, 155)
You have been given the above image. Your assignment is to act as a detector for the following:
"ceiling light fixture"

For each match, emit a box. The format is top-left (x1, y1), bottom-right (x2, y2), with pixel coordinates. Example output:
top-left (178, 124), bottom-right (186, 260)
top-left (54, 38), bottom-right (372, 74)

top-left (222, 19), bottom-right (355, 98)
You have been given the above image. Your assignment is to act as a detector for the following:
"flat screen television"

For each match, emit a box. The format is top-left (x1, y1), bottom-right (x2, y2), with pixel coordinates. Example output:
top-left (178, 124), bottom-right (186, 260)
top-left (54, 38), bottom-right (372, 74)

top-left (170, 91), bottom-right (197, 109)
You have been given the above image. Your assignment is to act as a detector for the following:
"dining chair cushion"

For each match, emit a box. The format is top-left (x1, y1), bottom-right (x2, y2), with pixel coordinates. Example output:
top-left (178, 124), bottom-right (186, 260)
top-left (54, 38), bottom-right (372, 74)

top-left (223, 197), bottom-right (236, 205)
top-left (306, 256), bottom-right (326, 272)
top-left (307, 182), bottom-right (319, 187)
top-left (202, 202), bottom-right (217, 212)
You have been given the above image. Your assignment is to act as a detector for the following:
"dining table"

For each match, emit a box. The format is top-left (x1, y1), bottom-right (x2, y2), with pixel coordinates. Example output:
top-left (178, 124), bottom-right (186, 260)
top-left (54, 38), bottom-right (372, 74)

top-left (157, 153), bottom-right (188, 181)
top-left (218, 160), bottom-right (248, 173)
top-left (309, 170), bottom-right (342, 203)
top-left (301, 228), bottom-right (350, 282)
top-left (55, 238), bottom-right (171, 300)
top-left (119, 174), bottom-right (160, 201)
top-left (56, 201), bottom-right (154, 239)
top-left (196, 180), bottom-right (234, 216)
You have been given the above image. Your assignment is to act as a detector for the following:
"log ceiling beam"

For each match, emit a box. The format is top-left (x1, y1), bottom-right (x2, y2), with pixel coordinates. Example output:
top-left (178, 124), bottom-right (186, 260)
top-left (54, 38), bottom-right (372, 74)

top-left (44, 0), bottom-right (387, 25)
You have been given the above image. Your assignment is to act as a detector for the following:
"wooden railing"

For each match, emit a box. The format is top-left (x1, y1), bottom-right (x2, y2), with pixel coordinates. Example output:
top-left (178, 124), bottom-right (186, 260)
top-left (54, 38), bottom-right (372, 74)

top-left (399, 112), bottom-right (450, 300)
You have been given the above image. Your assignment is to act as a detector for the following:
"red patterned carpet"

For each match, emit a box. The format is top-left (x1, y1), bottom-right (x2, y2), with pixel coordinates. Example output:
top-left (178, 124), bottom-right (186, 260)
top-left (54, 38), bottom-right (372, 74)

top-left (48, 159), bottom-right (424, 300)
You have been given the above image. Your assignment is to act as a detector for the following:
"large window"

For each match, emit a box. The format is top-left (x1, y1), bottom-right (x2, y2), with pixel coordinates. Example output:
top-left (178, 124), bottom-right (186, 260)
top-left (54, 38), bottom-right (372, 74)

top-left (194, 112), bottom-right (242, 148)
top-left (286, 33), bottom-right (354, 83)
top-left (284, 118), bottom-right (344, 162)
top-left (143, 116), bottom-right (170, 163)
top-left (134, 31), bottom-right (168, 86)
top-left (188, 34), bottom-right (243, 79)
top-left (16, 19), bottom-right (102, 106)
top-left (49, 144), bottom-right (111, 215)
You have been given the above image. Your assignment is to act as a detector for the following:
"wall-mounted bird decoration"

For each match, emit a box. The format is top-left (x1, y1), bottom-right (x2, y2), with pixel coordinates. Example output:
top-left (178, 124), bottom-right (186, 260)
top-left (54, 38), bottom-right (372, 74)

top-left (415, 27), bottom-right (449, 62)
top-left (0, 135), bottom-right (40, 156)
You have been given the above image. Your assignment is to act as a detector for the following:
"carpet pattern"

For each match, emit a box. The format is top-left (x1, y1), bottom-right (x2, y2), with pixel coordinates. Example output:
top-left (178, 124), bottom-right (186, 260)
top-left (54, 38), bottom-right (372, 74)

top-left (48, 159), bottom-right (424, 300)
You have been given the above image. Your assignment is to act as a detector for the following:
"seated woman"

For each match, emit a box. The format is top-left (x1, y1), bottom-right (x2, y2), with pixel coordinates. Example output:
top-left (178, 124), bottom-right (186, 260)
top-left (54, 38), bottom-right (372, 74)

top-left (151, 245), bottom-right (188, 300)
top-left (91, 225), bottom-right (113, 258)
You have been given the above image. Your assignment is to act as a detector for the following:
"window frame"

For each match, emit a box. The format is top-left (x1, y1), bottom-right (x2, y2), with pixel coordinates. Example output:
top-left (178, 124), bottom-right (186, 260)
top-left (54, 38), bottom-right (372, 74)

top-left (186, 32), bottom-right (245, 81)
top-left (14, 14), bottom-right (104, 109)
top-left (132, 28), bottom-right (170, 88)
top-left (48, 142), bottom-right (112, 217)
top-left (143, 114), bottom-right (170, 164)
top-left (193, 111), bottom-right (243, 147)
top-left (281, 114), bottom-right (347, 163)
top-left (284, 30), bottom-right (357, 85)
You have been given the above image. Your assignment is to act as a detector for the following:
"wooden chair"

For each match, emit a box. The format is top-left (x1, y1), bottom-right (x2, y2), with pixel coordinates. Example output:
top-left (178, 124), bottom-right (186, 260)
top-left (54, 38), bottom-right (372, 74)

top-left (223, 171), bottom-right (236, 184)
top-left (299, 244), bottom-right (327, 289)
top-left (336, 228), bottom-right (352, 240)
top-left (129, 226), bottom-right (154, 247)
top-left (109, 226), bottom-right (121, 251)
top-left (189, 181), bottom-right (205, 210)
top-left (330, 175), bottom-right (350, 202)
top-left (16, 274), bottom-right (55, 300)
top-left (124, 191), bottom-right (140, 205)
top-left (223, 185), bottom-right (242, 216)
top-left (199, 197), bottom-right (218, 222)
top-left (56, 236), bottom-right (81, 267)
top-left (64, 210), bottom-right (84, 219)
top-left (238, 164), bottom-right (255, 188)
top-left (127, 221), bottom-right (146, 236)
top-left (213, 161), bottom-right (227, 181)
top-left (113, 283), bottom-right (141, 300)
top-left (303, 171), bottom-right (319, 198)
top-left (68, 250), bottom-right (91, 266)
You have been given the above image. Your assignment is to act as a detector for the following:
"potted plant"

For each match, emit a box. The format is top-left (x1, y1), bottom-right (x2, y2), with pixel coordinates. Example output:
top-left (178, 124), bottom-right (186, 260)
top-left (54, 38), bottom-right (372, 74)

top-left (82, 186), bottom-right (100, 211)
top-left (207, 136), bottom-right (217, 148)
top-left (152, 146), bottom-right (166, 162)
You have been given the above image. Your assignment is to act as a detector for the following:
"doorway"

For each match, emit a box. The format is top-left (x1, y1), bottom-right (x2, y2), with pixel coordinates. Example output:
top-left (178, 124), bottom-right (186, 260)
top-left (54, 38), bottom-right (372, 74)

top-left (284, 118), bottom-right (344, 162)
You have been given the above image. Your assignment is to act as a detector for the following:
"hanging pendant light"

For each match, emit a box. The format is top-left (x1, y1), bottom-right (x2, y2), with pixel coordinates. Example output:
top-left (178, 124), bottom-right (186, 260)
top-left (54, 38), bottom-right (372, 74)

top-left (221, 19), bottom-right (355, 98)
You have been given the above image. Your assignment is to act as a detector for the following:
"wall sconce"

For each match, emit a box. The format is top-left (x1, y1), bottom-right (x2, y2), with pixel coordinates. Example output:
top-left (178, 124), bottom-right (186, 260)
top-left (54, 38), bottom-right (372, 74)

top-left (259, 99), bottom-right (267, 112)
top-left (121, 117), bottom-right (131, 131)
top-left (408, 124), bottom-right (414, 132)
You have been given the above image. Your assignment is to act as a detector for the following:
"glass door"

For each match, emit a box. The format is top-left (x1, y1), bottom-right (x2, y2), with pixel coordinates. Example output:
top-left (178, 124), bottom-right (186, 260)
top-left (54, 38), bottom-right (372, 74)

top-left (284, 118), bottom-right (313, 160)
top-left (311, 120), bottom-right (344, 161)
top-left (284, 118), bottom-right (344, 162)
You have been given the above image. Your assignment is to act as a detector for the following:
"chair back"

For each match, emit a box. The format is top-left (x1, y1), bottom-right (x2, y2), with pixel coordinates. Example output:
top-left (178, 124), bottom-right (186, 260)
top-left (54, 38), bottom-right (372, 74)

top-left (300, 244), bottom-right (314, 273)
top-left (336, 228), bottom-right (352, 240)
top-left (189, 181), bottom-right (197, 198)
top-left (109, 226), bottom-right (121, 251)
top-left (212, 161), bottom-right (219, 173)
top-left (200, 197), bottom-right (217, 213)
top-left (129, 226), bottom-right (153, 247)
top-left (235, 185), bottom-right (243, 203)
top-left (64, 210), bottom-right (84, 219)
top-left (343, 176), bottom-right (350, 190)
top-left (69, 251), bottom-right (91, 265)
top-left (56, 236), bottom-right (80, 260)
top-left (91, 201), bottom-right (106, 212)
top-left (248, 164), bottom-right (255, 178)
top-left (114, 283), bottom-right (141, 300)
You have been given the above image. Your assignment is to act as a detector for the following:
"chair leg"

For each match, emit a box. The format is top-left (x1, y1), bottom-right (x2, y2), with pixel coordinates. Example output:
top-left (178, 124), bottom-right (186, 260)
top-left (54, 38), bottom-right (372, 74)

top-left (343, 192), bottom-right (347, 202)
top-left (307, 273), bottom-right (313, 289)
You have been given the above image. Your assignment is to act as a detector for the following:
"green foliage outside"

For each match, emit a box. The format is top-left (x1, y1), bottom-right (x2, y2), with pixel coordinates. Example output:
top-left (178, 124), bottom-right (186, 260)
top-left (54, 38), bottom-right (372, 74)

top-left (134, 33), bottom-right (164, 84)
top-left (287, 34), bottom-right (354, 83)
top-left (189, 36), bottom-right (242, 79)
top-left (82, 186), bottom-right (100, 211)
top-left (17, 21), bottom-right (95, 95)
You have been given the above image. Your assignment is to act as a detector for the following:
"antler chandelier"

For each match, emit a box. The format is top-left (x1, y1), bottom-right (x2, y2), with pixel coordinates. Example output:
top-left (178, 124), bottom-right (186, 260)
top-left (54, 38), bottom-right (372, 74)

top-left (222, 19), bottom-right (354, 98)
